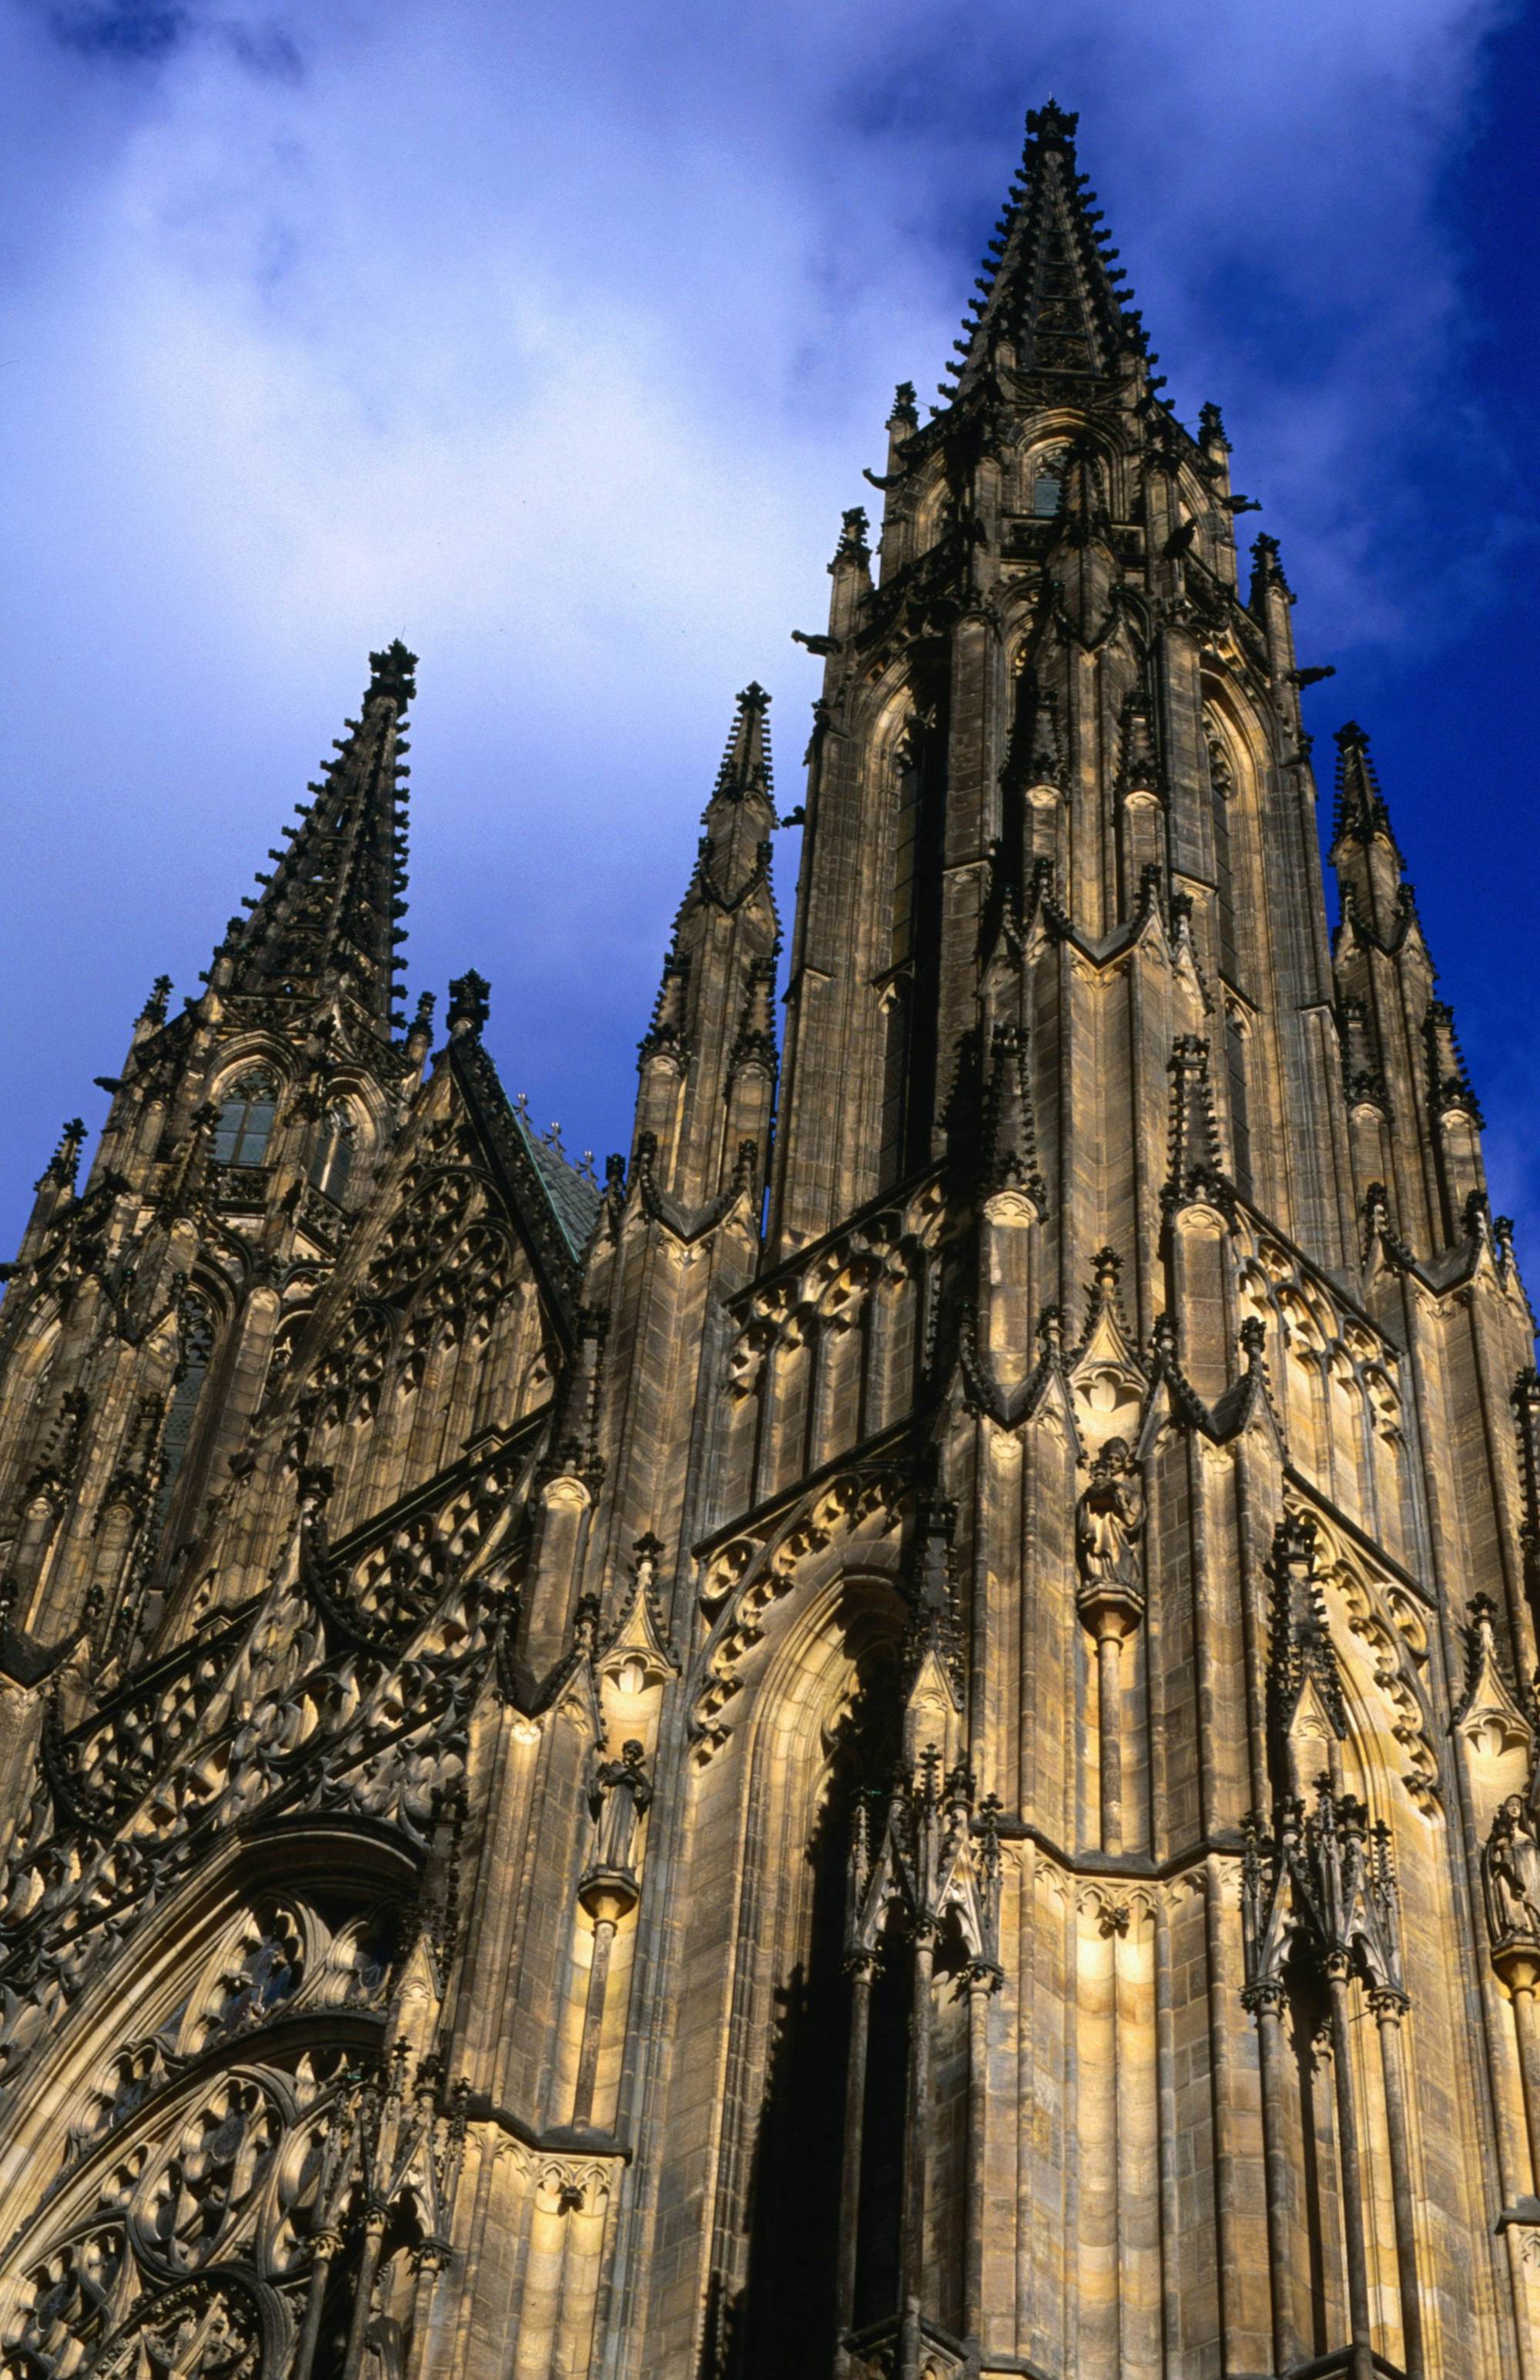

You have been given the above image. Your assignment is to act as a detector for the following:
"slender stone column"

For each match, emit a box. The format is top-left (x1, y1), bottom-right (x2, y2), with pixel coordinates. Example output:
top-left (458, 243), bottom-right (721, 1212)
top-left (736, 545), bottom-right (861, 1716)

top-left (899, 1930), bottom-right (936, 2380)
top-left (571, 1917), bottom-right (618, 2128)
top-left (1371, 1990), bottom-right (1425, 2380)
top-left (963, 1963), bottom-right (995, 2346)
top-left (342, 2204), bottom-right (389, 2380)
top-left (835, 1951), bottom-right (877, 2371)
top-left (572, 1869), bottom-right (639, 2128)
top-left (293, 2227), bottom-right (343, 2380)
top-left (1096, 1629), bottom-right (1127, 1853)
top-left (1325, 1957), bottom-right (1374, 2380)
top-left (403, 2237), bottom-right (452, 2380)
top-left (1248, 1981), bottom-right (1301, 2375)
top-left (1077, 1582), bottom-right (1143, 1856)
top-left (1495, 1945), bottom-right (1540, 2189)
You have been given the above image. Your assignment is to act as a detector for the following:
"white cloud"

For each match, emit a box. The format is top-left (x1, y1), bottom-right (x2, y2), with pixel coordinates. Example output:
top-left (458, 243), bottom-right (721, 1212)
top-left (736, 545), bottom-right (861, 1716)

top-left (0, 0), bottom-right (1529, 1240)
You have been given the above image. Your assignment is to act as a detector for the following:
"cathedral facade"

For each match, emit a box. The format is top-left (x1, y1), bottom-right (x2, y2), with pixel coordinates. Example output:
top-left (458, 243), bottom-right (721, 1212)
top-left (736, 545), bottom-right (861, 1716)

top-left (2, 99), bottom-right (1538, 2380)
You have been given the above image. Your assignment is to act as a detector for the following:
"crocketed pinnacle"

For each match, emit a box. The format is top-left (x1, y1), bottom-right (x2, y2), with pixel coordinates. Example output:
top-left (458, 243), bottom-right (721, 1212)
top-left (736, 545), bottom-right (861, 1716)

top-left (689, 685), bottom-right (778, 909)
top-left (943, 99), bottom-right (1141, 406)
top-left (1331, 722), bottom-right (1401, 861)
top-left (713, 681), bottom-right (775, 806)
top-left (219, 641), bottom-right (417, 1033)
top-left (640, 685), bottom-right (779, 1063)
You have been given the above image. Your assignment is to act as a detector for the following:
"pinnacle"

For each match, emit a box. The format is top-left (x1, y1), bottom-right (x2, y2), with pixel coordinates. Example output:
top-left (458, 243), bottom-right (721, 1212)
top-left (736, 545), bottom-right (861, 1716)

top-left (217, 642), bottom-right (415, 1033)
top-left (712, 682), bottom-right (775, 809)
top-left (888, 381), bottom-right (919, 430)
top-left (832, 507), bottom-right (871, 569)
top-left (34, 1118), bottom-right (85, 1193)
top-left (1331, 721), bottom-right (1400, 857)
top-left (447, 970), bottom-right (490, 1041)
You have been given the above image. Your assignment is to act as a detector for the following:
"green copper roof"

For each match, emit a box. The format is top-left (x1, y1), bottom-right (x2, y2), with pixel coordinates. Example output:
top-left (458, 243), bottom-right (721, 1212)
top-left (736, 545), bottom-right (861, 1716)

top-left (513, 1107), bottom-right (603, 1260)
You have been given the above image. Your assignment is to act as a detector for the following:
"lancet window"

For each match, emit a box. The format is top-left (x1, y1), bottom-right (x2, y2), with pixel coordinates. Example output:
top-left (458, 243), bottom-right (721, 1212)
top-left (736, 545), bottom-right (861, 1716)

top-left (1225, 1006), bottom-right (1254, 1203)
top-left (1030, 447), bottom-right (1067, 516)
top-left (1202, 708), bottom-right (1240, 990)
top-left (213, 1069), bottom-right (279, 1170)
top-left (309, 1101), bottom-right (358, 1206)
top-left (152, 1294), bottom-right (215, 1539)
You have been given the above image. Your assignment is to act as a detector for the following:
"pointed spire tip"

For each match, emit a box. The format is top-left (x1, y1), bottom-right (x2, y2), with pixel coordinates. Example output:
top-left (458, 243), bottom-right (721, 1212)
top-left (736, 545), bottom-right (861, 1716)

top-left (713, 680), bottom-right (775, 804)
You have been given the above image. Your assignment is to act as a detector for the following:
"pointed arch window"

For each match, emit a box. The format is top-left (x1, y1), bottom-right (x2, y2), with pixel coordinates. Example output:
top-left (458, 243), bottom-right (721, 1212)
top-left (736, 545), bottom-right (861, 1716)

top-left (1225, 1006), bottom-right (1254, 1203)
top-left (309, 1101), bottom-right (358, 1206)
top-left (1031, 448), bottom-right (1068, 517)
top-left (213, 1069), bottom-right (278, 1169)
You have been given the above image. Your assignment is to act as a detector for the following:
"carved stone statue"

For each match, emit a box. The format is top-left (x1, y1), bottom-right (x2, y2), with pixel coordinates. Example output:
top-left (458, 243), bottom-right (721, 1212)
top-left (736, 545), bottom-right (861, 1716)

top-left (1483, 1793), bottom-right (1540, 1947)
top-left (1076, 1438), bottom-right (1145, 1594)
top-left (588, 1741), bottom-right (652, 1880)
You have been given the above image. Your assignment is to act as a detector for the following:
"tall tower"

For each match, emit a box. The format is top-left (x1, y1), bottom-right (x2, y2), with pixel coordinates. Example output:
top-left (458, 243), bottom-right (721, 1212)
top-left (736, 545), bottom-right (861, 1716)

top-left (0, 100), bottom-right (1535, 2380)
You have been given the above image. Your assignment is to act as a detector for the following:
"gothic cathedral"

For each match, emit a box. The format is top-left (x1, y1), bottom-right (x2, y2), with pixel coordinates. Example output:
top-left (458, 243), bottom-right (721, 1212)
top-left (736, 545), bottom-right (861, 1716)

top-left (1, 100), bottom-right (1536, 2380)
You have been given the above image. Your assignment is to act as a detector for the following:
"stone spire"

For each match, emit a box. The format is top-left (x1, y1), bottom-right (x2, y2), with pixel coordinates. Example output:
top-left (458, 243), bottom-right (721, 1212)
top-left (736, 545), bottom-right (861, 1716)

top-left (943, 98), bottom-right (1143, 407)
top-left (213, 640), bottom-right (416, 1034)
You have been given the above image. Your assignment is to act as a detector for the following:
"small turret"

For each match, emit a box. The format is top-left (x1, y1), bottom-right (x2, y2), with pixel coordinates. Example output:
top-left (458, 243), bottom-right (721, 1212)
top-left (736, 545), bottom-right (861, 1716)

top-left (1324, 721), bottom-right (1492, 1254)
top-left (14, 1120), bottom-right (87, 1267)
top-left (632, 686), bottom-right (781, 1210)
top-left (1248, 533), bottom-right (1298, 681)
top-left (826, 508), bottom-right (872, 647)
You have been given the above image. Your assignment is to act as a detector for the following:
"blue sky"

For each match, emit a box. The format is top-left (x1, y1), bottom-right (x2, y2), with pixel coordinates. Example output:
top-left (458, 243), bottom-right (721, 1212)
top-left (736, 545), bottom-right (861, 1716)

top-left (2, 0), bottom-right (1537, 1260)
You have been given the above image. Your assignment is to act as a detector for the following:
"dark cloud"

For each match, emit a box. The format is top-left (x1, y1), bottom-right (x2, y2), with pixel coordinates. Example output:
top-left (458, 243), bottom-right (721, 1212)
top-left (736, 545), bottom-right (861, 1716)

top-left (43, 2), bottom-right (301, 78)
top-left (222, 20), bottom-right (302, 80)
top-left (46, 2), bottom-right (190, 60)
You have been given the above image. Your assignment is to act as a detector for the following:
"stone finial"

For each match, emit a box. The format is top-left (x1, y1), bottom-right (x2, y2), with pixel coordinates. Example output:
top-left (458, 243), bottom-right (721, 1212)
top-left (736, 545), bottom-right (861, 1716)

top-left (367, 639), bottom-right (418, 710)
top-left (446, 972), bottom-right (490, 1042)
top-left (34, 1119), bottom-right (85, 1194)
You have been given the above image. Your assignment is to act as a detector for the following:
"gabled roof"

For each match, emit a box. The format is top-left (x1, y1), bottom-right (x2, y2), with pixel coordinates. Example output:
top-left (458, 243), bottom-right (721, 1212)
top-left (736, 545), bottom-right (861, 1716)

top-left (521, 1115), bottom-right (604, 1259)
top-left (449, 1033), bottom-right (602, 1334)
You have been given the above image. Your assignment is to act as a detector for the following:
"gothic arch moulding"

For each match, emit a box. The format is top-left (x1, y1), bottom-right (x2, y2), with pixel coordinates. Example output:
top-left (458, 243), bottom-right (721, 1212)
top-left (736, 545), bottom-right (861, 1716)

top-left (690, 1471), bottom-right (912, 1764)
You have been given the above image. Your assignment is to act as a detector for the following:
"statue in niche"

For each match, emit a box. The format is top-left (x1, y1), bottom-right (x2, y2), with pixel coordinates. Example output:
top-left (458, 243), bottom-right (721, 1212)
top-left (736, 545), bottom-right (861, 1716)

top-left (1075, 1437), bottom-right (1145, 1593)
top-left (1484, 1793), bottom-right (1540, 1946)
top-left (587, 1741), bottom-right (652, 1880)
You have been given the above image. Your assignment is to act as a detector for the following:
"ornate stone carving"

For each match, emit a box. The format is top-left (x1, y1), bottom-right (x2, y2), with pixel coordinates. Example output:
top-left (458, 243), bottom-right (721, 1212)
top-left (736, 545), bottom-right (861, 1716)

top-left (1074, 1434), bottom-right (1144, 1601)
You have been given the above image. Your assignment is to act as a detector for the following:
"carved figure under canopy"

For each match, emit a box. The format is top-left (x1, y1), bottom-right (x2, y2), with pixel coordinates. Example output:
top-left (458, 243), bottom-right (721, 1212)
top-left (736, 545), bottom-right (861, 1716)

top-left (1075, 1437), bottom-right (1145, 1593)
top-left (587, 1741), bottom-right (652, 1880)
top-left (1483, 1793), bottom-right (1540, 1947)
